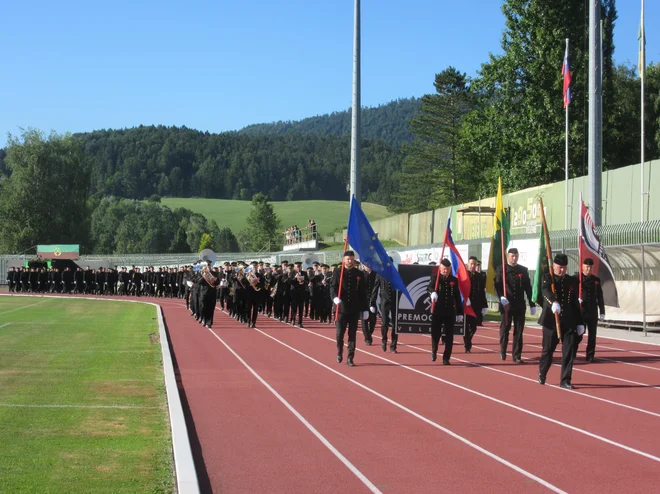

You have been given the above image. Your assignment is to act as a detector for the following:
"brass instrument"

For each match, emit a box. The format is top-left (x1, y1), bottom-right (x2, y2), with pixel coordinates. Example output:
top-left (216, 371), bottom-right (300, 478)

top-left (247, 270), bottom-right (261, 291)
top-left (201, 266), bottom-right (219, 287)
top-left (296, 273), bottom-right (306, 285)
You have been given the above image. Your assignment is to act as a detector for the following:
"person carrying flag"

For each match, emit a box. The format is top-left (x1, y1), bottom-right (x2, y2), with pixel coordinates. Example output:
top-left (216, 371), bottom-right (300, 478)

top-left (465, 256), bottom-right (488, 353)
top-left (427, 258), bottom-right (464, 365)
top-left (537, 254), bottom-right (585, 389)
top-left (331, 250), bottom-right (369, 367)
top-left (495, 248), bottom-right (536, 362)
top-left (370, 258), bottom-right (399, 353)
top-left (577, 258), bottom-right (605, 362)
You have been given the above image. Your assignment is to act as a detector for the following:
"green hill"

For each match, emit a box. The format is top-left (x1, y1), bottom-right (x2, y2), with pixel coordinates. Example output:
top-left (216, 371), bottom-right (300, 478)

top-left (160, 198), bottom-right (392, 239)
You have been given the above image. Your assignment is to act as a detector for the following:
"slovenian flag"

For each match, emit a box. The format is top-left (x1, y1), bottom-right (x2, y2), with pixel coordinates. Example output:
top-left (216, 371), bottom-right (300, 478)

top-left (562, 43), bottom-right (572, 108)
top-left (444, 218), bottom-right (476, 318)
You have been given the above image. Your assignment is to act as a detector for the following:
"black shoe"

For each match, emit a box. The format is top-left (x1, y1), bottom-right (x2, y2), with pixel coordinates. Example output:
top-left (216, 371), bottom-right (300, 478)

top-left (297, 323), bottom-right (303, 328)
top-left (465, 348), bottom-right (471, 354)
top-left (431, 352), bottom-right (437, 362)
top-left (347, 359), bottom-right (355, 367)
top-left (442, 360), bottom-right (450, 366)
top-left (537, 373), bottom-right (545, 385)
top-left (381, 342), bottom-right (387, 352)
top-left (513, 358), bottom-right (524, 364)
top-left (500, 352), bottom-right (506, 361)
top-left (587, 356), bottom-right (595, 363)
top-left (390, 348), bottom-right (397, 354)
top-left (337, 354), bottom-right (343, 363)
top-left (365, 340), bottom-right (372, 346)
top-left (560, 383), bottom-right (574, 390)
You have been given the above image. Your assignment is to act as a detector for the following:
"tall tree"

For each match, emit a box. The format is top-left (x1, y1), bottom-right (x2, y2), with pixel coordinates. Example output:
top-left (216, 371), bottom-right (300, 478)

top-left (215, 227), bottom-right (240, 253)
top-left (0, 130), bottom-right (90, 253)
top-left (240, 193), bottom-right (282, 251)
top-left (460, 0), bottom-right (616, 193)
top-left (394, 67), bottom-right (477, 213)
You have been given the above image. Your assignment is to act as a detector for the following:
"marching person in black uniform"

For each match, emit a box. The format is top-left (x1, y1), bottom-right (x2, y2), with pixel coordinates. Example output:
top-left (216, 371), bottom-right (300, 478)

top-left (428, 259), bottom-right (464, 364)
top-left (370, 261), bottom-right (398, 353)
top-left (495, 248), bottom-right (536, 362)
top-left (577, 257), bottom-right (606, 362)
top-left (537, 254), bottom-right (585, 389)
top-left (331, 251), bottom-right (368, 367)
top-left (361, 265), bottom-right (377, 346)
top-left (465, 256), bottom-right (488, 353)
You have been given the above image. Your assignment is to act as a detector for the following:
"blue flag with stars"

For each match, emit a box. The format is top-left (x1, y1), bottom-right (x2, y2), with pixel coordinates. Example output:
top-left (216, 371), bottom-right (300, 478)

top-left (347, 195), bottom-right (414, 306)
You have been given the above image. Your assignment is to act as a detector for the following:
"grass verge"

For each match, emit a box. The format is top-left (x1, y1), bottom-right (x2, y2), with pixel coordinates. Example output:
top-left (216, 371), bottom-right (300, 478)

top-left (0, 296), bottom-right (173, 493)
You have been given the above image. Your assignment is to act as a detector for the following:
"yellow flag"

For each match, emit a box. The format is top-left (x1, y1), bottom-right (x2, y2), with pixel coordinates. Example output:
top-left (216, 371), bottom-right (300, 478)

top-left (486, 178), bottom-right (510, 296)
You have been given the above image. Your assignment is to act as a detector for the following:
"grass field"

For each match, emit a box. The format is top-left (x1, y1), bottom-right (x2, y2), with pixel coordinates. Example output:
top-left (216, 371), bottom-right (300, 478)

top-left (0, 296), bottom-right (173, 493)
top-left (160, 198), bottom-right (392, 237)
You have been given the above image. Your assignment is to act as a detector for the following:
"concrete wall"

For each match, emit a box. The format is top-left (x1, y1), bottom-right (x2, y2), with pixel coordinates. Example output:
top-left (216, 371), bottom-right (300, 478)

top-left (371, 160), bottom-right (660, 246)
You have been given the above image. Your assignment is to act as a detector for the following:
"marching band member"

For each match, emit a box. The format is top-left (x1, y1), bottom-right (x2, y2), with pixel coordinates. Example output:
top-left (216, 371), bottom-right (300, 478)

top-left (427, 258), bottom-right (464, 365)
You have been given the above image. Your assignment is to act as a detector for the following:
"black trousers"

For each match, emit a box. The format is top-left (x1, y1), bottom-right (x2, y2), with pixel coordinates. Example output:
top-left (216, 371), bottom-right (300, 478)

top-left (577, 316), bottom-right (598, 360)
top-left (380, 301), bottom-right (397, 349)
top-left (431, 315), bottom-right (454, 361)
top-left (336, 313), bottom-right (359, 359)
top-left (361, 310), bottom-right (376, 343)
top-left (499, 308), bottom-right (526, 360)
top-left (290, 298), bottom-right (304, 325)
top-left (464, 315), bottom-right (478, 351)
top-left (539, 327), bottom-right (577, 386)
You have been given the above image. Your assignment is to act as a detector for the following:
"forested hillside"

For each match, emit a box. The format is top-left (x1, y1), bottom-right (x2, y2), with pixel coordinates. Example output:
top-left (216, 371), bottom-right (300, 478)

top-left (239, 97), bottom-right (421, 146)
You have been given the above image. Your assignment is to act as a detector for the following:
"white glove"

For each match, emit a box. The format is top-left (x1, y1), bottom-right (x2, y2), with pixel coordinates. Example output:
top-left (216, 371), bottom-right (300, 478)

top-left (430, 292), bottom-right (438, 302)
top-left (578, 298), bottom-right (583, 304)
top-left (481, 307), bottom-right (488, 315)
top-left (552, 302), bottom-right (561, 314)
top-left (466, 298), bottom-right (472, 307)
top-left (500, 297), bottom-right (509, 306)
top-left (577, 325), bottom-right (585, 336)
top-left (600, 314), bottom-right (605, 322)
top-left (529, 306), bottom-right (536, 316)
top-left (456, 315), bottom-right (464, 323)
top-left (333, 297), bottom-right (341, 305)
top-left (369, 306), bottom-right (376, 313)
top-left (362, 311), bottom-right (369, 320)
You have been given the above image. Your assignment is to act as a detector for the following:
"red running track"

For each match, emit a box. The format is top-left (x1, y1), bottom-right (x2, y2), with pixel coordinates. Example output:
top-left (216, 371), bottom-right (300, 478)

top-left (7, 293), bottom-right (660, 493)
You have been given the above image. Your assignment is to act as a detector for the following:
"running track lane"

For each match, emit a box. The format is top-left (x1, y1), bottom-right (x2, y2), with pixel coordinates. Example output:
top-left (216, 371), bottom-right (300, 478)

top-left (248, 314), bottom-right (660, 493)
top-left (160, 302), bottom-right (376, 493)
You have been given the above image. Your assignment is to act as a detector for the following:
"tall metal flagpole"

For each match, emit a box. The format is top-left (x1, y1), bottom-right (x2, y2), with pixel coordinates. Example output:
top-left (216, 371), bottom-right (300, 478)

top-left (350, 0), bottom-right (361, 205)
top-left (588, 0), bottom-right (602, 226)
top-left (640, 0), bottom-right (646, 222)
top-left (565, 38), bottom-right (570, 230)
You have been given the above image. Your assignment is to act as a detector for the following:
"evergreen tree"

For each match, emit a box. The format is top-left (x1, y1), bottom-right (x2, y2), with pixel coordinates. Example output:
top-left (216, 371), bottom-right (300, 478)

top-left (198, 233), bottom-right (214, 252)
top-left (393, 67), bottom-right (476, 213)
top-left (215, 227), bottom-right (240, 253)
top-left (241, 193), bottom-right (281, 251)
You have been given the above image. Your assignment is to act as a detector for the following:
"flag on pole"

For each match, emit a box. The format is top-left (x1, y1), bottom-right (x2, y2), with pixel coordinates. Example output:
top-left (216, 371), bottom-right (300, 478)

top-left (579, 200), bottom-right (620, 307)
top-left (638, 5), bottom-right (646, 78)
top-left (444, 218), bottom-right (476, 318)
top-left (562, 43), bottom-right (572, 108)
top-left (347, 195), bottom-right (413, 305)
top-left (486, 178), bottom-right (510, 296)
top-left (531, 219), bottom-right (549, 306)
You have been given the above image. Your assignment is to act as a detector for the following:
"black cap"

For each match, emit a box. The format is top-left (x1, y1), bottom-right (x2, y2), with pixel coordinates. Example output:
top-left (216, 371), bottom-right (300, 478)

top-left (441, 259), bottom-right (451, 267)
top-left (428, 261), bottom-right (437, 266)
top-left (582, 258), bottom-right (594, 266)
top-left (508, 248), bottom-right (519, 255)
top-left (294, 261), bottom-right (302, 266)
top-left (468, 256), bottom-right (479, 262)
top-left (343, 250), bottom-right (355, 257)
top-left (553, 254), bottom-right (569, 266)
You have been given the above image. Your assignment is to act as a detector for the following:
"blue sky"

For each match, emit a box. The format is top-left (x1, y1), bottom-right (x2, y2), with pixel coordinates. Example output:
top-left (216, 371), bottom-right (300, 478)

top-left (1, 1), bottom-right (657, 147)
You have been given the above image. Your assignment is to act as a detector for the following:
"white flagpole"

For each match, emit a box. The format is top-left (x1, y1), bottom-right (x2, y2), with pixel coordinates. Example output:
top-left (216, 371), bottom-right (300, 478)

top-left (640, 0), bottom-right (646, 223)
top-left (565, 38), bottom-right (570, 230)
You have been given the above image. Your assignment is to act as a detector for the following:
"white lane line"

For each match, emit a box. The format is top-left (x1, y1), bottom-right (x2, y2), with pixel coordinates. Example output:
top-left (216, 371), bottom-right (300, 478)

top-left (475, 332), bottom-right (660, 390)
top-left (0, 403), bottom-right (160, 409)
top-left (397, 340), bottom-right (660, 420)
top-left (0, 323), bottom-right (11, 329)
top-left (0, 300), bottom-right (48, 315)
top-left (280, 322), bottom-right (660, 465)
top-left (212, 320), bottom-right (567, 493)
top-left (482, 323), bottom-right (660, 356)
top-left (202, 325), bottom-right (382, 494)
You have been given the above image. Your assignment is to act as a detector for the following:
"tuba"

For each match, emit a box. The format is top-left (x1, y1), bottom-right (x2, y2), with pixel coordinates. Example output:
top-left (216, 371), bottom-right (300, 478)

top-left (201, 266), bottom-right (218, 287)
top-left (199, 249), bottom-right (217, 266)
top-left (247, 270), bottom-right (261, 291)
